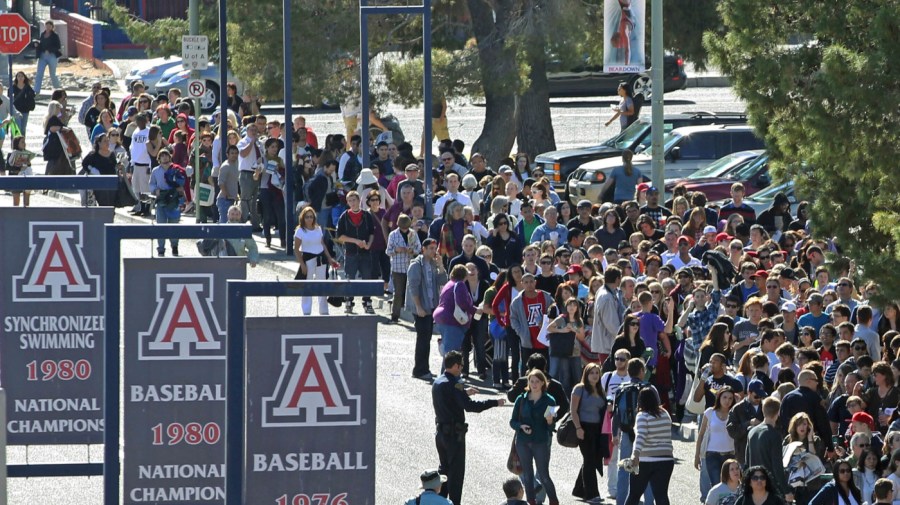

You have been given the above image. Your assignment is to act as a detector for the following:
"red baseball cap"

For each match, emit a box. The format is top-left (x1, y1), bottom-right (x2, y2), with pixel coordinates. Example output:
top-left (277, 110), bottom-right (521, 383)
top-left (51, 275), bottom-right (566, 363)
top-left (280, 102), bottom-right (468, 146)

top-left (851, 412), bottom-right (875, 431)
top-left (636, 183), bottom-right (650, 193)
top-left (754, 269), bottom-right (769, 278)
top-left (716, 232), bottom-right (734, 243)
top-left (677, 235), bottom-right (694, 247)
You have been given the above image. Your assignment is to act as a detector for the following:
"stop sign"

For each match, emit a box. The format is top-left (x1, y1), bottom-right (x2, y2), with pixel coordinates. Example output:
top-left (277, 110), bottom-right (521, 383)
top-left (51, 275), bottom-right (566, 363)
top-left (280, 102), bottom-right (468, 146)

top-left (0, 14), bottom-right (31, 55)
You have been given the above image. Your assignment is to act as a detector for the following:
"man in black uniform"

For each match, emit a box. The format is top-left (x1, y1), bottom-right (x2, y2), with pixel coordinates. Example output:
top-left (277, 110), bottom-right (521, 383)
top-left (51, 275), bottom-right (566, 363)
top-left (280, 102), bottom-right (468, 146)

top-left (432, 350), bottom-right (506, 504)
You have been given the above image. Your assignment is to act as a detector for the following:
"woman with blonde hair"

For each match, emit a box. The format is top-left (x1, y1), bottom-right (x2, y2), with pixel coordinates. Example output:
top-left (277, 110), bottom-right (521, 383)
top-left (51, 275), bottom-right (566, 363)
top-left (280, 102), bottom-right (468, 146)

top-left (510, 369), bottom-right (559, 504)
top-left (784, 411), bottom-right (826, 460)
top-left (294, 206), bottom-right (339, 315)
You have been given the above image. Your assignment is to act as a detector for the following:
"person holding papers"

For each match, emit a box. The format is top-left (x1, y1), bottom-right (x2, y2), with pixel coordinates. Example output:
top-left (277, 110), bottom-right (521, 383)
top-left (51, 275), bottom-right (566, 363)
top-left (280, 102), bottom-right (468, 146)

top-left (510, 369), bottom-right (560, 505)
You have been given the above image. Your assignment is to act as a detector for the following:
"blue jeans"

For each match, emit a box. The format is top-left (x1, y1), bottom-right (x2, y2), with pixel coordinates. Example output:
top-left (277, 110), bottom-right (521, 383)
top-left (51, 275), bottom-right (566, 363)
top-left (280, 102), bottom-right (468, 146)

top-left (216, 198), bottom-right (235, 223)
top-left (317, 207), bottom-right (331, 230)
top-left (436, 324), bottom-right (466, 355)
top-left (701, 452), bottom-right (731, 501)
top-left (515, 437), bottom-right (558, 502)
top-left (14, 112), bottom-right (27, 136)
top-left (155, 204), bottom-right (180, 252)
top-left (344, 252), bottom-right (373, 304)
top-left (549, 356), bottom-right (582, 394)
top-left (34, 52), bottom-right (60, 94)
top-left (617, 433), bottom-right (654, 505)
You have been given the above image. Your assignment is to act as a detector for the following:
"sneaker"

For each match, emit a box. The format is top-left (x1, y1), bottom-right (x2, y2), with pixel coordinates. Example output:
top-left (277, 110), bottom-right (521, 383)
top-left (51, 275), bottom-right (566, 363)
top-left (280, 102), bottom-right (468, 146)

top-left (345, 301), bottom-right (354, 314)
top-left (172, 246), bottom-right (179, 257)
top-left (363, 303), bottom-right (375, 315)
top-left (390, 316), bottom-right (400, 323)
top-left (414, 372), bottom-right (434, 380)
top-left (157, 248), bottom-right (165, 257)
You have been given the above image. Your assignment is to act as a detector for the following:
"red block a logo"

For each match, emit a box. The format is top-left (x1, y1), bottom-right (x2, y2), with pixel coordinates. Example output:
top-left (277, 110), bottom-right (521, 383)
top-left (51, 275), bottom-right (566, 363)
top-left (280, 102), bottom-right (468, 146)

top-left (262, 335), bottom-right (360, 427)
top-left (138, 274), bottom-right (225, 360)
top-left (13, 222), bottom-right (100, 302)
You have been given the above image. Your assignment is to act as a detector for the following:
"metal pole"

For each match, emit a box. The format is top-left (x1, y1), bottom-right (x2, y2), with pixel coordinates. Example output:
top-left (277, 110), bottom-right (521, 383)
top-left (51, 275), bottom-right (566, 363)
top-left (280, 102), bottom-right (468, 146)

top-left (650, 0), bottom-right (664, 191)
top-left (283, 0), bottom-right (294, 253)
top-left (218, 0), bottom-right (227, 165)
top-left (359, 0), bottom-right (369, 168)
top-left (102, 235), bottom-right (122, 505)
top-left (422, 0), bottom-right (433, 219)
top-left (0, 388), bottom-right (6, 505)
top-left (190, 0), bottom-right (201, 222)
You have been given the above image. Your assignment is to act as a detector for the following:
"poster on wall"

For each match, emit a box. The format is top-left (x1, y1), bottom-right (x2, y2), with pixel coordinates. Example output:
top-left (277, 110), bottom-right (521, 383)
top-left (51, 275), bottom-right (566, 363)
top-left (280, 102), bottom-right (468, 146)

top-left (604, 0), bottom-right (646, 73)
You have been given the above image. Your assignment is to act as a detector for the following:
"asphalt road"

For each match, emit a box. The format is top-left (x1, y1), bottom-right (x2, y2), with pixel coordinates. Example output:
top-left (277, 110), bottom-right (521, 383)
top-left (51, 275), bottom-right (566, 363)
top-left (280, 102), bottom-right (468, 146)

top-left (3, 88), bottom-right (743, 504)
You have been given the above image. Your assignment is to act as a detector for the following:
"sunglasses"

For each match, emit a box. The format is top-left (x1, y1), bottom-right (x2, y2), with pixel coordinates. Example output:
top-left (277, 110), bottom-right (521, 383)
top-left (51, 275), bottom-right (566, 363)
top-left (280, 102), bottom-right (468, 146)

top-left (628, 322), bottom-right (640, 327)
top-left (751, 475), bottom-right (767, 482)
top-left (540, 261), bottom-right (552, 265)
top-left (758, 255), bottom-right (770, 260)
top-left (767, 285), bottom-right (780, 289)
top-left (441, 157), bottom-right (453, 162)
top-left (838, 468), bottom-right (852, 474)
top-left (838, 283), bottom-right (851, 287)
top-left (858, 443), bottom-right (871, 448)
top-left (614, 357), bottom-right (627, 362)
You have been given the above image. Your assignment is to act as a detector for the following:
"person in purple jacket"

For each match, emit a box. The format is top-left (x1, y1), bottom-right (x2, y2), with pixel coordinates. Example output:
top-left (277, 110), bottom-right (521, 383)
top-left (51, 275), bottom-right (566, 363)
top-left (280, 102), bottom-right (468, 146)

top-left (433, 265), bottom-right (477, 360)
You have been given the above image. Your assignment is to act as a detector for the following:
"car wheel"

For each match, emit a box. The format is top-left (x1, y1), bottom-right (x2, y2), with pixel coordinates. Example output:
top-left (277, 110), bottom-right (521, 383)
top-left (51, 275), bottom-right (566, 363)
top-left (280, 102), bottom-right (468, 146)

top-left (200, 81), bottom-right (220, 112)
top-left (629, 74), bottom-right (652, 101)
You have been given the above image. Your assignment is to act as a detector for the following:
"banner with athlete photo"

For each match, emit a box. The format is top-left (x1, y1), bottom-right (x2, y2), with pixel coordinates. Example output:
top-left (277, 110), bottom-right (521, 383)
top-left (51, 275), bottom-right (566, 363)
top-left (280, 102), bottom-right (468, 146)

top-left (604, 0), bottom-right (646, 73)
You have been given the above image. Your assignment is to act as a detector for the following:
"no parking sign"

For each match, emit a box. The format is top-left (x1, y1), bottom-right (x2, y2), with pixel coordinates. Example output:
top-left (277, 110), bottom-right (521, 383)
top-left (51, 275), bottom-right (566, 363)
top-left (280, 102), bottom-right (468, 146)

top-left (188, 79), bottom-right (206, 99)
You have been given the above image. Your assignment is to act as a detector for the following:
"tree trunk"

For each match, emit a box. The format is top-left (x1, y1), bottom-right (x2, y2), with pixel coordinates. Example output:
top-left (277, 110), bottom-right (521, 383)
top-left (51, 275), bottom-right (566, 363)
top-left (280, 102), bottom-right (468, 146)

top-left (515, 54), bottom-right (556, 164)
top-left (466, 0), bottom-right (518, 169)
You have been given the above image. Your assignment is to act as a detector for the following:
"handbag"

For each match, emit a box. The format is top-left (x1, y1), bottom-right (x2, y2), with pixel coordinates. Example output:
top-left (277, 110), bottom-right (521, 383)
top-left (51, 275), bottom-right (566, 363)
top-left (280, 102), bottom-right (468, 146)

top-left (197, 182), bottom-right (215, 207)
top-left (556, 411), bottom-right (579, 448)
top-left (507, 399), bottom-right (525, 475)
top-left (452, 282), bottom-right (468, 325)
top-left (686, 374), bottom-right (707, 416)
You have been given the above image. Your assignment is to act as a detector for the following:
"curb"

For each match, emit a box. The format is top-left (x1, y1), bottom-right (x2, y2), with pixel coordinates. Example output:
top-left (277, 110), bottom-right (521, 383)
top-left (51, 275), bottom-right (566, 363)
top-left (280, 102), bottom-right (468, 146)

top-left (687, 75), bottom-right (731, 88)
top-left (102, 59), bottom-right (124, 80)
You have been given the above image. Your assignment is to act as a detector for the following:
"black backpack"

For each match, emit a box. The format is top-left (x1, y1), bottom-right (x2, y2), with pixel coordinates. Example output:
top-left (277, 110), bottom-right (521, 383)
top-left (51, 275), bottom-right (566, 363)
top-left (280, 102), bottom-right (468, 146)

top-left (613, 381), bottom-right (647, 437)
top-left (341, 152), bottom-right (361, 188)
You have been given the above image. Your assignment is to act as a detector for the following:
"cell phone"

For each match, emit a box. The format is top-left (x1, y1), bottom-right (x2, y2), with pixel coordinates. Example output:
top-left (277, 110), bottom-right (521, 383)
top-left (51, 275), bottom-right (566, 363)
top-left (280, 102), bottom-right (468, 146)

top-left (832, 435), bottom-right (842, 447)
top-left (473, 312), bottom-right (482, 321)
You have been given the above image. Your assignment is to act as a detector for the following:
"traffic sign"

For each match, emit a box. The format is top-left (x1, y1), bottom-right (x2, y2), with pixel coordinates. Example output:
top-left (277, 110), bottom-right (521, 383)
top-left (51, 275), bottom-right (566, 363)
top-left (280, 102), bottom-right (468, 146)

top-left (182, 35), bottom-right (209, 70)
top-left (187, 79), bottom-right (206, 99)
top-left (0, 13), bottom-right (31, 55)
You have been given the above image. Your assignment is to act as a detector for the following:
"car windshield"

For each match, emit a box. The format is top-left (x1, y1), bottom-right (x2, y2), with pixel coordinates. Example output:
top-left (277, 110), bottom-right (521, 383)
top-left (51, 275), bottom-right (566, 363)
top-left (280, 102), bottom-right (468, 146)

top-left (747, 180), bottom-right (793, 202)
top-left (605, 120), bottom-right (650, 150)
top-left (642, 132), bottom-right (679, 157)
top-left (727, 153), bottom-right (769, 180)
top-left (688, 152), bottom-right (757, 180)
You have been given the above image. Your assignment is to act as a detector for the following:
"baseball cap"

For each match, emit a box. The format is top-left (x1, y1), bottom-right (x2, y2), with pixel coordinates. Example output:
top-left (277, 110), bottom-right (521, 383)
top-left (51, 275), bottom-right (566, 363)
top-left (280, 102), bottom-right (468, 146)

top-left (646, 186), bottom-right (659, 194)
top-left (636, 183), bottom-right (650, 193)
top-left (781, 301), bottom-right (797, 313)
top-left (779, 268), bottom-right (796, 280)
top-left (851, 412), bottom-right (875, 431)
top-left (678, 235), bottom-right (695, 246)
top-left (754, 269), bottom-right (769, 278)
top-left (577, 199), bottom-right (592, 209)
top-left (703, 225), bottom-right (717, 235)
top-left (420, 469), bottom-right (447, 489)
top-left (566, 264), bottom-right (583, 276)
top-left (748, 380), bottom-right (768, 398)
top-left (716, 232), bottom-right (734, 243)
top-left (499, 165), bottom-right (513, 175)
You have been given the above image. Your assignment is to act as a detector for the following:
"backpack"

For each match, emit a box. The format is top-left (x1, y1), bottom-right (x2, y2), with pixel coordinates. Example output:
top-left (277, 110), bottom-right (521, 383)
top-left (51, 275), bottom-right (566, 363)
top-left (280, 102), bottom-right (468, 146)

top-left (341, 152), bottom-right (361, 188)
top-left (613, 381), bottom-right (646, 437)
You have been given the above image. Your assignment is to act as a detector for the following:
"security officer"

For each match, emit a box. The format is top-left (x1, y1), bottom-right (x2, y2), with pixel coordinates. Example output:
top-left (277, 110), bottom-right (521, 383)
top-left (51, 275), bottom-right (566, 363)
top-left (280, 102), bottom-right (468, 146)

top-left (432, 350), bottom-right (505, 504)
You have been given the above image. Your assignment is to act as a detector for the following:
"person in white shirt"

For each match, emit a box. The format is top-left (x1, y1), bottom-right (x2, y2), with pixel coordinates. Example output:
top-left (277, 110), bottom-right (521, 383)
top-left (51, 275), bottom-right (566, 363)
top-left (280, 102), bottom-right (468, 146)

top-left (129, 112), bottom-right (151, 206)
top-left (434, 172), bottom-right (472, 217)
top-left (602, 348), bottom-right (633, 500)
top-left (237, 124), bottom-right (263, 230)
top-left (666, 235), bottom-right (703, 270)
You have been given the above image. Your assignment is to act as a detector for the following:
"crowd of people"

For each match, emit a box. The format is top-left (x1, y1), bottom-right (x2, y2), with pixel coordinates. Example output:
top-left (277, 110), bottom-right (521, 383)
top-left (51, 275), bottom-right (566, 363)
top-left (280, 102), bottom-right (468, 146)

top-left (4, 70), bottom-right (900, 505)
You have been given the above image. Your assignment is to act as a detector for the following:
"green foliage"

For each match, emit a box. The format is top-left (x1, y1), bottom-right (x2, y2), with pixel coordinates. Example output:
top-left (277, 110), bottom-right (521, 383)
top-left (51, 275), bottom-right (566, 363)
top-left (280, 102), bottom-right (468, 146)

top-left (382, 48), bottom-right (484, 107)
top-left (706, 0), bottom-right (900, 297)
top-left (663, 0), bottom-right (720, 69)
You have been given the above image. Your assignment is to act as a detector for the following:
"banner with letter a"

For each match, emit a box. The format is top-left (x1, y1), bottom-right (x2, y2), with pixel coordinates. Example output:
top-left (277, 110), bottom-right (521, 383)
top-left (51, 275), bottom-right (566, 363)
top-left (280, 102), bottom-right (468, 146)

top-left (245, 316), bottom-right (377, 504)
top-left (604, 0), bottom-right (646, 73)
top-left (0, 207), bottom-right (113, 445)
top-left (122, 257), bottom-right (246, 504)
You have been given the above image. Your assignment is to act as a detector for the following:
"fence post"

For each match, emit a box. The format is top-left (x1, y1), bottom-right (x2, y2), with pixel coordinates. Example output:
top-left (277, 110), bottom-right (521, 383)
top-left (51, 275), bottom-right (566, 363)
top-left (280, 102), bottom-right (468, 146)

top-left (0, 388), bottom-right (7, 505)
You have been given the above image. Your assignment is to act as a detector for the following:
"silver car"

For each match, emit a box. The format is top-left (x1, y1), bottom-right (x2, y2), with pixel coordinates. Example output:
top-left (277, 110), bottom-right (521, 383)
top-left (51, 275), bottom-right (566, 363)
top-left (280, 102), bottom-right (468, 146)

top-left (124, 57), bottom-right (183, 93)
top-left (152, 63), bottom-right (242, 113)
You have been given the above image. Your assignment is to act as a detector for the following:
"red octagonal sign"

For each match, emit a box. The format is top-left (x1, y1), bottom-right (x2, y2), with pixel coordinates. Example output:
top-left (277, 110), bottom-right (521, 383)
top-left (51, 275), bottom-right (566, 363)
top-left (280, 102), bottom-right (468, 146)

top-left (0, 14), bottom-right (31, 55)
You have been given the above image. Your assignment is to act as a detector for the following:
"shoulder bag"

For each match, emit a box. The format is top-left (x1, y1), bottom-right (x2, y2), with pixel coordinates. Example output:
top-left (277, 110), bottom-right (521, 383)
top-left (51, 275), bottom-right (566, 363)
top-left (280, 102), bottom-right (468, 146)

top-left (452, 282), bottom-right (469, 325)
top-left (556, 388), bottom-right (582, 448)
top-left (506, 396), bottom-right (524, 475)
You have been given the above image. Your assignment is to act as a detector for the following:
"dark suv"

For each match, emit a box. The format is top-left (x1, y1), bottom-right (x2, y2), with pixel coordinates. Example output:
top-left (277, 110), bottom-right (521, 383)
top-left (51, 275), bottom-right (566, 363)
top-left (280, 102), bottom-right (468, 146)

top-left (547, 54), bottom-right (688, 98)
top-left (537, 112), bottom-right (748, 191)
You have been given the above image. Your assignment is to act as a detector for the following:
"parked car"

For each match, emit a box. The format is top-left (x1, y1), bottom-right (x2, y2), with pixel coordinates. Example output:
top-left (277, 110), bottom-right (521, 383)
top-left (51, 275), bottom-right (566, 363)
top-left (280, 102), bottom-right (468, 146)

top-left (567, 124), bottom-right (765, 204)
top-left (664, 150), bottom-right (764, 196)
top-left (153, 64), bottom-right (242, 113)
top-left (547, 54), bottom-right (687, 98)
top-left (124, 57), bottom-right (183, 92)
top-left (537, 111), bottom-right (748, 191)
top-left (666, 151), bottom-right (774, 201)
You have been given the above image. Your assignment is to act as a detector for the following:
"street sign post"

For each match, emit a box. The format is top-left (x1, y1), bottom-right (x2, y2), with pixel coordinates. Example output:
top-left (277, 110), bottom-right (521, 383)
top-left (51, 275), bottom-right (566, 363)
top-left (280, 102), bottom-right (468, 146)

top-left (181, 35), bottom-right (209, 71)
top-left (0, 13), bottom-right (32, 105)
top-left (187, 79), bottom-right (206, 99)
top-left (0, 13), bottom-right (31, 54)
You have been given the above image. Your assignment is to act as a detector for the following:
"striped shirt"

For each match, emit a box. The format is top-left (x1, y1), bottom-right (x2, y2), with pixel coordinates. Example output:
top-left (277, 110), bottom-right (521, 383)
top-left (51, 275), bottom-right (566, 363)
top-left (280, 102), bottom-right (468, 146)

top-left (386, 228), bottom-right (422, 274)
top-left (631, 411), bottom-right (674, 461)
